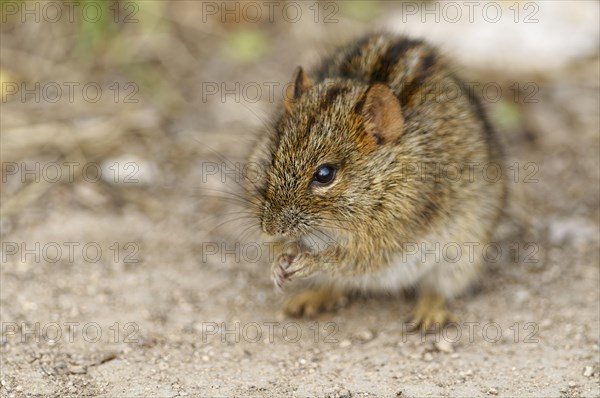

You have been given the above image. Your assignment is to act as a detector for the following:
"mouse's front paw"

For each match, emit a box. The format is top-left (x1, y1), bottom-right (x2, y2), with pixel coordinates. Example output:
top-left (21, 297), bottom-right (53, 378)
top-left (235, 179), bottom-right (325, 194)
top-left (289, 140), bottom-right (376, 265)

top-left (272, 253), bottom-right (294, 289)
top-left (272, 252), bottom-right (312, 289)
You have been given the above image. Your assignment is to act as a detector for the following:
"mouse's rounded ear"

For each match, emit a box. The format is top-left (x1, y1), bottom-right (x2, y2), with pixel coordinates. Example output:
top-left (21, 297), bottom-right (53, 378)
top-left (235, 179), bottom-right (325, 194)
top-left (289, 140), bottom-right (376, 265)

top-left (355, 83), bottom-right (404, 144)
top-left (284, 66), bottom-right (313, 113)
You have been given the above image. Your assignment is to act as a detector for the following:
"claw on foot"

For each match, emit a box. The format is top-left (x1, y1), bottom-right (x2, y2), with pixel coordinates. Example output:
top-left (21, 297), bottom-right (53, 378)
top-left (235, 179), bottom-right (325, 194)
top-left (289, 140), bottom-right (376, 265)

top-left (284, 288), bottom-right (347, 318)
top-left (408, 291), bottom-right (457, 331)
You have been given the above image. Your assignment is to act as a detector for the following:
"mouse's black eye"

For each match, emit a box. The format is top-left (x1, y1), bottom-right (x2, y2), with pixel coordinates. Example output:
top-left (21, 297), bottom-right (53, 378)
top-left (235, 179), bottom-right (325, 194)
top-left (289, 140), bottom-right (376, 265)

top-left (313, 164), bottom-right (337, 186)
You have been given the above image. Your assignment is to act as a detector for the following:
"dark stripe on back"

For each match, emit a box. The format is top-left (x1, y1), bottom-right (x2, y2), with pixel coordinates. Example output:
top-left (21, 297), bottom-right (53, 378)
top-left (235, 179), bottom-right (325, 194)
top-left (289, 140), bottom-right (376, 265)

top-left (337, 35), bottom-right (373, 79)
top-left (450, 74), bottom-right (506, 206)
top-left (449, 73), bottom-right (502, 159)
top-left (399, 51), bottom-right (437, 107)
top-left (370, 38), bottom-right (421, 83)
top-left (319, 85), bottom-right (351, 112)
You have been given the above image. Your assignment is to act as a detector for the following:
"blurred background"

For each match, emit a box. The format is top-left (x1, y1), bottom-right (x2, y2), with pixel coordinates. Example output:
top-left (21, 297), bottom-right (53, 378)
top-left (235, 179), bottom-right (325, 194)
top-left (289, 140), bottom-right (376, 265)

top-left (1, 1), bottom-right (599, 396)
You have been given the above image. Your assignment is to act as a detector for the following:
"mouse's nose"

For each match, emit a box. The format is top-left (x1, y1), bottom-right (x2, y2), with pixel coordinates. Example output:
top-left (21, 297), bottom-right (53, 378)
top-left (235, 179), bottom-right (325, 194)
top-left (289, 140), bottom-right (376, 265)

top-left (262, 205), bottom-right (300, 237)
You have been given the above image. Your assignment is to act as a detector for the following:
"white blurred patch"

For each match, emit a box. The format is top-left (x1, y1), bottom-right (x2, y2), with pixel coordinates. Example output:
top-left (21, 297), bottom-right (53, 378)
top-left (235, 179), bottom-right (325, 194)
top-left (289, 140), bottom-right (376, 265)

top-left (548, 217), bottom-right (599, 245)
top-left (384, 1), bottom-right (599, 73)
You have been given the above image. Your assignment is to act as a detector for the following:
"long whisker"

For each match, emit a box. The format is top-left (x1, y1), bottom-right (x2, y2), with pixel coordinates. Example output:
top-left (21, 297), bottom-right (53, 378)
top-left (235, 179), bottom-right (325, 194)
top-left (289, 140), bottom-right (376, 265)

top-left (212, 215), bottom-right (259, 232)
top-left (311, 227), bottom-right (341, 246)
top-left (195, 210), bottom-right (256, 229)
top-left (301, 231), bottom-right (321, 253)
top-left (190, 141), bottom-right (266, 197)
top-left (192, 185), bottom-right (257, 203)
top-left (193, 187), bottom-right (262, 209)
top-left (238, 223), bottom-right (263, 243)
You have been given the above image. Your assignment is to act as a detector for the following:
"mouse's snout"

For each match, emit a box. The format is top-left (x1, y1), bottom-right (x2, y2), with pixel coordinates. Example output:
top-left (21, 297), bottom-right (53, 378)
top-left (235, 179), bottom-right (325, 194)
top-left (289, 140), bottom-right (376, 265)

top-left (261, 204), bottom-right (302, 237)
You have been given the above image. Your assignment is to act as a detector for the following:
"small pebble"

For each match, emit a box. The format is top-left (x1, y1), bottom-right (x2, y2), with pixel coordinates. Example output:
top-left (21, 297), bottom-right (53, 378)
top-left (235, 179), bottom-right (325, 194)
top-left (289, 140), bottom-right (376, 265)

top-left (460, 369), bottom-right (473, 377)
top-left (68, 366), bottom-right (87, 374)
top-left (358, 330), bottom-right (375, 342)
top-left (339, 340), bottom-right (351, 348)
top-left (488, 387), bottom-right (498, 395)
top-left (423, 352), bottom-right (433, 362)
top-left (435, 340), bottom-right (454, 353)
top-left (568, 381), bottom-right (577, 388)
top-left (583, 366), bottom-right (593, 377)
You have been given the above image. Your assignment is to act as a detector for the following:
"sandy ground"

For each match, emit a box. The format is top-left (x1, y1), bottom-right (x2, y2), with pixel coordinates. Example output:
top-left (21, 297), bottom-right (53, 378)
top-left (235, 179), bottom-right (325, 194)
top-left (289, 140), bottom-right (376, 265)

top-left (1, 1), bottom-right (599, 397)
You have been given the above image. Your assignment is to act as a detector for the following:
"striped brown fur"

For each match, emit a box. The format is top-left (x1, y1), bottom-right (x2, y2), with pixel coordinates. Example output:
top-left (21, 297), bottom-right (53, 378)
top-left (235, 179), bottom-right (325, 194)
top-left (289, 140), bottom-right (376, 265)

top-left (245, 33), bottom-right (506, 327)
